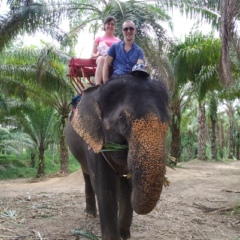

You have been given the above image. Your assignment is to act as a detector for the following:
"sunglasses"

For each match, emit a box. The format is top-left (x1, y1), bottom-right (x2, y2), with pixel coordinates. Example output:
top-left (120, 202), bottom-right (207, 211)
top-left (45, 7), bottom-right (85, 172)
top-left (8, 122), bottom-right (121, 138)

top-left (122, 27), bottom-right (135, 32)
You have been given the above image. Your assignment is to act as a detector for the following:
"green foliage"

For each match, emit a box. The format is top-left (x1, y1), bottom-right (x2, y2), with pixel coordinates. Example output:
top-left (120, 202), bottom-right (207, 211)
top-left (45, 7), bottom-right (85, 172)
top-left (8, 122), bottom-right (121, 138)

top-left (0, 166), bottom-right (37, 179)
top-left (0, 126), bottom-right (34, 155)
top-left (164, 0), bottom-right (221, 30)
top-left (0, 151), bottom-right (80, 180)
top-left (68, 153), bottom-right (81, 172)
top-left (0, 2), bottom-right (74, 51)
top-left (0, 154), bottom-right (26, 167)
top-left (208, 93), bottom-right (218, 121)
top-left (1, 0), bottom-right (239, 172)
top-left (0, 46), bottom-right (73, 103)
top-left (180, 133), bottom-right (198, 161)
top-left (42, 150), bottom-right (80, 174)
top-left (169, 32), bottom-right (222, 101)
top-left (0, 40), bottom-right (75, 176)
top-left (101, 142), bottom-right (128, 152)
top-left (16, 103), bottom-right (58, 151)
top-left (0, 154), bottom-right (37, 179)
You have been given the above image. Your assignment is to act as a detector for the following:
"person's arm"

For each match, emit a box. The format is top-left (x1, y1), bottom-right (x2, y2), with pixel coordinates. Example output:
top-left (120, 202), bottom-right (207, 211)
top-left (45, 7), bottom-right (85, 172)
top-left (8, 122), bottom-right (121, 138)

top-left (102, 55), bottom-right (113, 84)
top-left (137, 59), bottom-right (144, 64)
top-left (136, 47), bottom-right (145, 64)
top-left (91, 39), bottom-right (99, 59)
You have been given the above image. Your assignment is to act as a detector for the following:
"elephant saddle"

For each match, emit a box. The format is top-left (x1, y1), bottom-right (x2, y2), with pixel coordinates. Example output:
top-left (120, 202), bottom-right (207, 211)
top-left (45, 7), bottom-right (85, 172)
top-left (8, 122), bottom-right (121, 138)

top-left (67, 58), bottom-right (96, 94)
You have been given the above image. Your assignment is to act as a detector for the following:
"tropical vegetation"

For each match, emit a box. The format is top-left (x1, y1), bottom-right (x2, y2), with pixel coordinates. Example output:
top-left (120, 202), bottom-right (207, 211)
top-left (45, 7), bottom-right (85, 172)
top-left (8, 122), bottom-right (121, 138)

top-left (0, 0), bottom-right (239, 178)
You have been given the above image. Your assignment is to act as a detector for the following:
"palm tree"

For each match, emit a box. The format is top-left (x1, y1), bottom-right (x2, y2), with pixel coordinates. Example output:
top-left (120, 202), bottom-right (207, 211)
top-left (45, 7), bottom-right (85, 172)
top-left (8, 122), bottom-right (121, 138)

top-left (0, 44), bottom-right (74, 174)
top-left (63, 0), bottom-right (174, 81)
top-left (169, 84), bottom-right (194, 163)
top-left (3, 0), bottom-right (240, 88)
top-left (0, 1), bottom-right (74, 52)
top-left (1, 0), bottom-right (174, 72)
top-left (208, 94), bottom-right (218, 160)
top-left (0, 1), bottom-right (216, 48)
top-left (223, 101), bottom-right (239, 159)
top-left (103, 1), bottom-right (174, 83)
top-left (0, 95), bottom-right (36, 160)
top-left (170, 32), bottom-right (222, 160)
top-left (0, 126), bottom-right (33, 155)
top-left (181, 103), bottom-right (199, 160)
top-left (166, 0), bottom-right (240, 88)
top-left (219, 0), bottom-right (240, 87)
top-left (1, 0), bottom-right (176, 171)
top-left (16, 102), bottom-right (58, 177)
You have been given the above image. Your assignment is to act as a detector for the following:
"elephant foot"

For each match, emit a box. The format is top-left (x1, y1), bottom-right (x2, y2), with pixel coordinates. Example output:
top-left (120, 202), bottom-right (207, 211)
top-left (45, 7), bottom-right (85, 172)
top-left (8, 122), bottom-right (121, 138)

top-left (120, 236), bottom-right (130, 240)
top-left (120, 230), bottom-right (130, 240)
top-left (84, 209), bottom-right (97, 218)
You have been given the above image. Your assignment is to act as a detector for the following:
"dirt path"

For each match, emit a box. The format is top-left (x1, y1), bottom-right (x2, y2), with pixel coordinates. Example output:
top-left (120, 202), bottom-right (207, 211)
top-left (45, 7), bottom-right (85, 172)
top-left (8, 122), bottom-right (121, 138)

top-left (0, 160), bottom-right (239, 240)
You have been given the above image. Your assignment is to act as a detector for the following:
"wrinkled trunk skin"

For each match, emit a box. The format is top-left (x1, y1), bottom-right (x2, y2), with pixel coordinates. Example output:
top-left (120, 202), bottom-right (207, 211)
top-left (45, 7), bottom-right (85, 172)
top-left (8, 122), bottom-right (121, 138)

top-left (128, 115), bottom-right (168, 215)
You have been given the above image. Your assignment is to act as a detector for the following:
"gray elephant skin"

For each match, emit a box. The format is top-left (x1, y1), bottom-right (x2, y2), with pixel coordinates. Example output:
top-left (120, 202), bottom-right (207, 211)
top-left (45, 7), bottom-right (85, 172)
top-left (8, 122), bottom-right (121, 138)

top-left (65, 75), bottom-right (170, 240)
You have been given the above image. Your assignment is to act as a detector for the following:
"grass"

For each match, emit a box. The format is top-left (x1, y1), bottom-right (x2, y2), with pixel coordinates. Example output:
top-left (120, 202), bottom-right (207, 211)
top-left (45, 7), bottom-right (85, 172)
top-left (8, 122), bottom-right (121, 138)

top-left (0, 152), bottom-right (80, 180)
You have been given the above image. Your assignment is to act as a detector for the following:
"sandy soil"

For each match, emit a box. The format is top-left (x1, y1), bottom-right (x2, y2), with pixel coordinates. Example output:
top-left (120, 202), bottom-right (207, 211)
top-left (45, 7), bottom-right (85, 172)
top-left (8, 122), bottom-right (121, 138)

top-left (0, 160), bottom-right (239, 240)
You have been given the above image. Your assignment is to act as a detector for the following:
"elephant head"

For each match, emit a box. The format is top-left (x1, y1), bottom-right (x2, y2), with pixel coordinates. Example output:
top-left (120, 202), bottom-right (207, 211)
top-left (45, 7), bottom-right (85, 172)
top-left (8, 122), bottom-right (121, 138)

top-left (71, 75), bottom-right (170, 215)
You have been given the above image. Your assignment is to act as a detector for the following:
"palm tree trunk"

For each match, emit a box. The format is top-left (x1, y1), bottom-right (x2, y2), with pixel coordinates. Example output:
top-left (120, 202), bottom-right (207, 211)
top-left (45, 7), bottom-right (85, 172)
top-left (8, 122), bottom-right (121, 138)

top-left (228, 122), bottom-right (234, 159)
top-left (170, 99), bottom-right (181, 164)
top-left (197, 103), bottom-right (207, 160)
top-left (219, 0), bottom-right (237, 87)
top-left (59, 115), bottom-right (69, 174)
top-left (37, 146), bottom-right (45, 177)
top-left (236, 128), bottom-right (240, 160)
top-left (210, 116), bottom-right (217, 160)
top-left (31, 152), bottom-right (35, 168)
top-left (219, 118), bottom-right (225, 158)
top-left (226, 102), bottom-right (235, 159)
top-left (60, 133), bottom-right (69, 174)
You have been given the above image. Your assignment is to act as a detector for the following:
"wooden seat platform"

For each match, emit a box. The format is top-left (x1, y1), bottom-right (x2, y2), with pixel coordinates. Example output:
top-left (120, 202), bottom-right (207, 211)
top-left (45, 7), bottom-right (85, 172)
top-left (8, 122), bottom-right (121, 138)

top-left (67, 58), bottom-right (97, 94)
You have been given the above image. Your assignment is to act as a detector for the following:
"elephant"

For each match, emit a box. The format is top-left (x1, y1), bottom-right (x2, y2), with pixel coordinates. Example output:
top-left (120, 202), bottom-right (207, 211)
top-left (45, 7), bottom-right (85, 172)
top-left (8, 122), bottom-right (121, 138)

top-left (65, 74), bottom-right (170, 240)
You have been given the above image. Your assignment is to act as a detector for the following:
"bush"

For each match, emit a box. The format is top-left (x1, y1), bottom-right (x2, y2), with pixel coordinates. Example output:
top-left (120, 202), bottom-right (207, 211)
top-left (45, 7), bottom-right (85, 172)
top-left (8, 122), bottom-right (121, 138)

top-left (0, 151), bottom-right (80, 180)
top-left (0, 154), bottom-right (36, 179)
top-left (0, 154), bottom-right (26, 167)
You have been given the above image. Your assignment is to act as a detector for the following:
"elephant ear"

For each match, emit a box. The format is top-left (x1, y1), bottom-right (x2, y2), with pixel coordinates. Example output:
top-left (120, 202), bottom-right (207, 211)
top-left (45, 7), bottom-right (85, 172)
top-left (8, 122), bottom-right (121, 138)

top-left (71, 86), bottom-right (103, 153)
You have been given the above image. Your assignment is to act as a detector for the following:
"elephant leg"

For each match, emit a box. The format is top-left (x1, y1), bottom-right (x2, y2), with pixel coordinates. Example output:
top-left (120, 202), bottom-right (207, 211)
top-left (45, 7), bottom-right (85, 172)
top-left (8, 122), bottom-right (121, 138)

top-left (93, 157), bottom-right (120, 240)
top-left (118, 177), bottom-right (133, 240)
top-left (82, 171), bottom-right (97, 218)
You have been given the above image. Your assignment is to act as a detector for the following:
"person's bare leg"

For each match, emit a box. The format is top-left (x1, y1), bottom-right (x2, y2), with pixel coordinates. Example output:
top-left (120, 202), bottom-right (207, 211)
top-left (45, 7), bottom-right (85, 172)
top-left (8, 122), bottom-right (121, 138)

top-left (95, 56), bottom-right (105, 85)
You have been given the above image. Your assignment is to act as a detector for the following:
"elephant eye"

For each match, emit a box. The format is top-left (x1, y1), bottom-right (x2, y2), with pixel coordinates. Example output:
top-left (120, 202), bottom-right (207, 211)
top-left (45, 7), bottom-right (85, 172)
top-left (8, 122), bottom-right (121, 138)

top-left (115, 115), bottom-right (130, 136)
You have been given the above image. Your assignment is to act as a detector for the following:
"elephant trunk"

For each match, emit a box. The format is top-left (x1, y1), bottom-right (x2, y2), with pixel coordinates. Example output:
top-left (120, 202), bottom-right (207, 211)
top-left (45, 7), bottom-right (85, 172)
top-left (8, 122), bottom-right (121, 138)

top-left (128, 114), bottom-right (168, 215)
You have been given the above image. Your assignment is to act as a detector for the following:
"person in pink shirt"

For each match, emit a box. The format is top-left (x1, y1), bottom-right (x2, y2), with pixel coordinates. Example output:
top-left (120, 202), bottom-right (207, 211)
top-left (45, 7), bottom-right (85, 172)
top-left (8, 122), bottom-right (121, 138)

top-left (91, 16), bottom-right (120, 85)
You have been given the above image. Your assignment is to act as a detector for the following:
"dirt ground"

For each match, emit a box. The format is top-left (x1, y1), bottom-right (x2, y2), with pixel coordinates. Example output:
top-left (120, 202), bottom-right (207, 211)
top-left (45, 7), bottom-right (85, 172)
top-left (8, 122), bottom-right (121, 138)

top-left (0, 160), bottom-right (239, 240)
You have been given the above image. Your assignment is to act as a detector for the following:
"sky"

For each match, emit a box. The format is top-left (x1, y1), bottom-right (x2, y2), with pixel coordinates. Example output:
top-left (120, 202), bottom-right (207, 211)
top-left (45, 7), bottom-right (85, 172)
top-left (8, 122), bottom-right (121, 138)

top-left (0, 0), bottom-right (9, 13)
